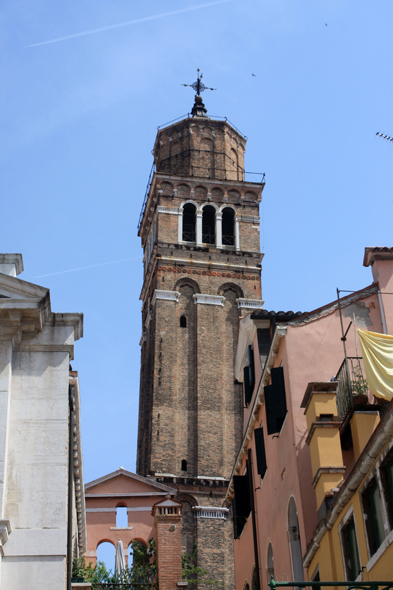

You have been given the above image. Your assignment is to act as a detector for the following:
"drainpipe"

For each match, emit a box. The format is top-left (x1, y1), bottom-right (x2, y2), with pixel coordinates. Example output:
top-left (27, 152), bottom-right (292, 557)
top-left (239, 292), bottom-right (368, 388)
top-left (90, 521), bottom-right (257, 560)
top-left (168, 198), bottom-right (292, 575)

top-left (247, 449), bottom-right (261, 590)
top-left (67, 384), bottom-right (75, 590)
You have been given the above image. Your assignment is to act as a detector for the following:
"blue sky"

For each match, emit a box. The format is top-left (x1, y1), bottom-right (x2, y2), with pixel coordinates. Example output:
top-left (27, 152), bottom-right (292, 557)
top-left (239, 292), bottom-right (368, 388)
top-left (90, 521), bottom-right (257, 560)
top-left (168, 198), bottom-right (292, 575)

top-left (1, 0), bottom-right (392, 497)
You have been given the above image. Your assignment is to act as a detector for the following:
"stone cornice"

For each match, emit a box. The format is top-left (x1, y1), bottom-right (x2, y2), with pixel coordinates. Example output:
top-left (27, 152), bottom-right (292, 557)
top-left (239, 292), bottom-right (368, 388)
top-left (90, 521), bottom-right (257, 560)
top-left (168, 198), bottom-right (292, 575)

top-left (193, 294), bottom-right (225, 307)
top-left (152, 290), bottom-right (181, 305)
top-left (237, 298), bottom-right (264, 310)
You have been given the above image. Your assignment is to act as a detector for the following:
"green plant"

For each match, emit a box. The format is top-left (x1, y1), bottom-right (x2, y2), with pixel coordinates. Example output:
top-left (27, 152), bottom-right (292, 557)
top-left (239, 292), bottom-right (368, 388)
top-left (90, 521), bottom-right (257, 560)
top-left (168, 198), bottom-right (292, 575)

top-left (351, 365), bottom-right (369, 397)
top-left (130, 539), bottom-right (157, 568)
top-left (182, 543), bottom-right (225, 587)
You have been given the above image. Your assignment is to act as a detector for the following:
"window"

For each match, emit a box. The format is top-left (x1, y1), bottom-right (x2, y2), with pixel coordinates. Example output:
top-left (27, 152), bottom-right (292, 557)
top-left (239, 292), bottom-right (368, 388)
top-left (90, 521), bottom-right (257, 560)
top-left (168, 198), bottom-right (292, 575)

top-left (287, 497), bottom-right (304, 585)
top-left (222, 207), bottom-right (235, 246)
top-left (116, 505), bottom-right (128, 528)
top-left (257, 328), bottom-right (271, 371)
top-left (202, 205), bottom-right (216, 244)
top-left (248, 346), bottom-right (255, 390)
top-left (265, 367), bottom-right (287, 435)
top-left (244, 366), bottom-right (252, 406)
top-left (183, 203), bottom-right (196, 242)
top-left (233, 475), bottom-right (251, 539)
top-left (243, 346), bottom-right (255, 407)
top-left (380, 452), bottom-right (393, 529)
top-left (267, 543), bottom-right (274, 581)
top-left (362, 477), bottom-right (386, 555)
top-left (254, 427), bottom-right (267, 479)
top-left (340, 512), bottom-right (361, 581)
top-left (181, 459), bottom-right (187, 471)
top-left (180, 315), bottom-right (187, 328)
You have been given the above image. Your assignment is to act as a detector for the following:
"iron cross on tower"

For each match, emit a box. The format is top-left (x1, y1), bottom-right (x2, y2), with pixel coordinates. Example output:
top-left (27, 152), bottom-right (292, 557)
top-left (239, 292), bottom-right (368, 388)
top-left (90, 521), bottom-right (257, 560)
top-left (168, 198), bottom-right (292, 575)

top-left (182, 69), bottom-right (215, 117)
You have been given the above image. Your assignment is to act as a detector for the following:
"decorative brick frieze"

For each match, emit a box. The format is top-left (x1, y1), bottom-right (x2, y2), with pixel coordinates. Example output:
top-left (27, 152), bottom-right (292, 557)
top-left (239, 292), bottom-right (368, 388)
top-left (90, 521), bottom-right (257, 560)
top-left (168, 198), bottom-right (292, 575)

top-left (152, 290), bottom-right (181, 306)
top-left (159, 266), bottom-right (259, 280)
top-left (193, 294), bottom-right (225, 306)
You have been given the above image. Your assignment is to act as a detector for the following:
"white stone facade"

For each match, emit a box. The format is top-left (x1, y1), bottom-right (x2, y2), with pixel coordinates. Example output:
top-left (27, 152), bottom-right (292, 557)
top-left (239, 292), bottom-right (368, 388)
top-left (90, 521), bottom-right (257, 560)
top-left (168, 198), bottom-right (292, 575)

top-left (0, 254), bottom-right (86, 589)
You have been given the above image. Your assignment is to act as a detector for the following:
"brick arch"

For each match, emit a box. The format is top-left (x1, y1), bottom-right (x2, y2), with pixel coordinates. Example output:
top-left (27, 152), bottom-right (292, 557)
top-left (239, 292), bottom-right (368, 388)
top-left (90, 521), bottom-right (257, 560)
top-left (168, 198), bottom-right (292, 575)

top-left (176, 493), bottom-right (197, 507)
top-left (218, 282), bottom-right (244, 299)
top-left (174, 277), bottom-right (200, 293)
top-left (96, 538), bottom-right (116, 550)
top-left (178, 495), bottom-right (197, 556)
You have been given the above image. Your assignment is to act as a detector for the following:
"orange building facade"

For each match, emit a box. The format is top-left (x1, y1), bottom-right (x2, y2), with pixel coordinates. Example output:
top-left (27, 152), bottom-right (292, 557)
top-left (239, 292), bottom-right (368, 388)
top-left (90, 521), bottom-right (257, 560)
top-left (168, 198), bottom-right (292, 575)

top-left (226, 247), bottom-right (393, 590)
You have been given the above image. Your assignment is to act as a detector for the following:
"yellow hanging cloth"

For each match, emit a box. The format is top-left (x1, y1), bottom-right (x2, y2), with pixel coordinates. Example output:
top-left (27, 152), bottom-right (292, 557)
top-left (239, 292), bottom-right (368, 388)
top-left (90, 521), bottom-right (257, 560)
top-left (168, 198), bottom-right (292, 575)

top-left (357, 329), bottom-right (393, 401)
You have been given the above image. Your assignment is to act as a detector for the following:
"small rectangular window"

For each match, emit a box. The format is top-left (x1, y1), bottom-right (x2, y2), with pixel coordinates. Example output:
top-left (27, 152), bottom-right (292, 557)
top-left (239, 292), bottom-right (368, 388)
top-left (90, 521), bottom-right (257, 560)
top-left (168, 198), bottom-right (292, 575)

top-left (254, 427), bottom-right (267, 478)
top-left (232, 497), bottom-right (247, 539)
top-left (362, 477), bottom-right (386, 556)
top-left (341, 515), bottom-right (361, 581)
top-left (233, 475), bottom-right (251, 519)
top-left (257, 328), bottom-right (271, 370)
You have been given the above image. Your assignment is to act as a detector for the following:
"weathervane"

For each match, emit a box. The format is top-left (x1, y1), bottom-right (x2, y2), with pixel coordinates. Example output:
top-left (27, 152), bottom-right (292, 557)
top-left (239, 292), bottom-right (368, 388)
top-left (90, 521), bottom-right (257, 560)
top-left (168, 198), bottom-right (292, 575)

top-left (182, 69), bottom-right (215, 117)
top-left (182, 69), bottom-right (215, 96)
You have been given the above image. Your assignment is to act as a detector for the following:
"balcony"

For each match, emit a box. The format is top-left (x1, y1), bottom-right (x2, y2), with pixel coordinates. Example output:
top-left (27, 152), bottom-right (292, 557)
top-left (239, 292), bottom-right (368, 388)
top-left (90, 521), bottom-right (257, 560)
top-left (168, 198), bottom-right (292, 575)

top-left (335, 356), bottom-right (389, 420)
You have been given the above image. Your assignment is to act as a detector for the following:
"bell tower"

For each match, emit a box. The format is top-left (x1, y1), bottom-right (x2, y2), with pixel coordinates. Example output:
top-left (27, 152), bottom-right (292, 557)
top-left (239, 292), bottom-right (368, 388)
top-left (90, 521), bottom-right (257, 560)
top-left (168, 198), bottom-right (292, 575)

top-left (136, 77), bottom-right (265, 588)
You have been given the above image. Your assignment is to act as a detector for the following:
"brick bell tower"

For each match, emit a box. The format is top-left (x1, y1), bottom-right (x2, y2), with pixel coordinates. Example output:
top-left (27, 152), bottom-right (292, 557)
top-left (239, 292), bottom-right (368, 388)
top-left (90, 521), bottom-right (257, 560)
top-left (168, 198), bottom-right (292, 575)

top-left (137, 75), bottom-right (265, 588)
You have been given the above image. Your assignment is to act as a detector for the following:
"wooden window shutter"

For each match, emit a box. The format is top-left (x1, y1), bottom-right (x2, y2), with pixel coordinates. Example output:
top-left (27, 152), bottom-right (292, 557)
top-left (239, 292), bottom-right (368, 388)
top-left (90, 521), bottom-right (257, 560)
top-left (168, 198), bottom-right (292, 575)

top-left (233, 475), bottom-right (251, 519)
top-left (265, 367), bottom-right (287, 435)
top-left (244, 366), bottom-right (252, 406)
top-left (254, 427), bottom-right (267, 478)
top-left (248, 345), bottom-right (255, 389)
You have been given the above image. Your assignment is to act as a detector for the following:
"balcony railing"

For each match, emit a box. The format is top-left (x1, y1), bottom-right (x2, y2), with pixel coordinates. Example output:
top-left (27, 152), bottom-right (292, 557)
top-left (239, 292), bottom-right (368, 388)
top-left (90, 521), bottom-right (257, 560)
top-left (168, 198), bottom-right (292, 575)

top-left (335, 357), bottom-right (370, 419)
top-left (334, 356), bottom-right (390, 420)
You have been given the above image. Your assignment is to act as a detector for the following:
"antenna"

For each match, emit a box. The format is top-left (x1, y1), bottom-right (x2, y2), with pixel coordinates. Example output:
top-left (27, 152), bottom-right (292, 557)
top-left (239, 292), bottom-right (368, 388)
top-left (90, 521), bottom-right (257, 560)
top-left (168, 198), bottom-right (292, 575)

top-left (376, 132), bottom-right (393, 143)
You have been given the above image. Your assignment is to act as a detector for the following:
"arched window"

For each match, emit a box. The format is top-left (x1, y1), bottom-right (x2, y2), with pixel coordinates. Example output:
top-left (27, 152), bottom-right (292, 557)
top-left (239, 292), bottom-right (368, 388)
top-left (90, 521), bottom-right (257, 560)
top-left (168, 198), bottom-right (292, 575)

top-left (97, 541), bottom-right (116, 572)
top-left (202, 205), bottom-right (216, 244)
top-left (288, 497), bottom-right (304, 587)
top-left (129, 540), bottom-right (148, 568)
top-left (267, 543), bottom-right (274, 582)
top-left (251, 566), bottom-right (259, 590)
top-left (183, 203), bottom-right (196, 242)
top-left (116, 505), bottom-right (128, 528)
top-left (181, 459), bottom-right (187, 471)
top-left (222, 208), bottom-right (235, 246)
top-left (180, 316), bottom-right (187, 328)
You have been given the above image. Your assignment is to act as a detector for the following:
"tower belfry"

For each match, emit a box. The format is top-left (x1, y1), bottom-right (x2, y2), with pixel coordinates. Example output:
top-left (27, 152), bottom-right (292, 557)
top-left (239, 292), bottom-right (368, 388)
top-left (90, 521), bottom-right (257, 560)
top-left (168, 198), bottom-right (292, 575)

top-left (137, 83), bottom-right (265, 587)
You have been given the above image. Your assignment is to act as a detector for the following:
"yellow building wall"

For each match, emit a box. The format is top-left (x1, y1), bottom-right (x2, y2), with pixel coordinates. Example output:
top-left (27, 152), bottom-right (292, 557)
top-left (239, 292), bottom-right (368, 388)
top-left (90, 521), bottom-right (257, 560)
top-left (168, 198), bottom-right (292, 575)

top-left (307, 440), bottom-right (393, 583)
top-left (309, 429), bottom-right (343, 477)
top-left (306, 393), bottom-right (338, 431)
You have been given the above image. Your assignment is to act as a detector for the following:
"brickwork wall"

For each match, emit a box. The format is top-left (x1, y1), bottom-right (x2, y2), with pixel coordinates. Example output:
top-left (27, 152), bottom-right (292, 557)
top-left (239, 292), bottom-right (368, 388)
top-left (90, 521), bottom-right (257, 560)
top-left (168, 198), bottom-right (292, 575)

top-left (137, 114), bottom-right (263, 590)
top-left (155, 514), bottom-right (183, 590)
top-left (153, 119), bottom-right (246, 181)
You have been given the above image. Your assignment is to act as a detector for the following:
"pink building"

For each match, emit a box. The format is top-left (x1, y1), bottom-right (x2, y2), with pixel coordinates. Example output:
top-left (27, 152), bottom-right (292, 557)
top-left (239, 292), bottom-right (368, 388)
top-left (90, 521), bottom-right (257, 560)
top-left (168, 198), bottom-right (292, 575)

top-left (226, 247), bottom-right (393, 590)
top-left (84, 467), bottom-right (176, 566)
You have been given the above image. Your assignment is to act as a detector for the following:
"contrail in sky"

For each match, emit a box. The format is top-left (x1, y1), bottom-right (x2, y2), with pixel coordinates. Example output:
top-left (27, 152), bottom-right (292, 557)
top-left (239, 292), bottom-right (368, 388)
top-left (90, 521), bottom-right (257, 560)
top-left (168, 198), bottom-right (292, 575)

top-left (27, 0), bottom-right (233, 47)
top-left (34, 257), bottom-right (139, 278)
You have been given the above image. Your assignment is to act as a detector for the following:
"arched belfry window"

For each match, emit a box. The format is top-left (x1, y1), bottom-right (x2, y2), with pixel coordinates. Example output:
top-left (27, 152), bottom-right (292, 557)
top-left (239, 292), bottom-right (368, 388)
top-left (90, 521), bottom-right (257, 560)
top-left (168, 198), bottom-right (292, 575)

top-left (181, 459), bottom-right (187, 471)
top-left (222, 208), bottom-right (235, 246)
top-left (202, 205), bottom-right (216, 245)
top-left (183, 203), bottom-right (196, 242)
top-left (180, 315), bottom-right (187, 328)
